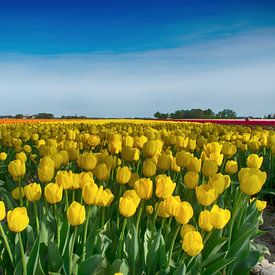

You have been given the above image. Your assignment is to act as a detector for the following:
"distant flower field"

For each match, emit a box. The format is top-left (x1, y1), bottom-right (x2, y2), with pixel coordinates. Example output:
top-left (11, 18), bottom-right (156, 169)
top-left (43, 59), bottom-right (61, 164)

top-left (0, 119), bottom-right (274, 274)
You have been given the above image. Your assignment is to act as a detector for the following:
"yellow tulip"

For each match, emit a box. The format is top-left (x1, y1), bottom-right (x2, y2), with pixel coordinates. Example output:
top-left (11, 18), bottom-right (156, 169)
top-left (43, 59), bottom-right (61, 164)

top-left (82, 182), bottom-right (99, 205)
top-left (119, 197), bottom-right (137, 217)
top-left (8, 159), bottom-right (26, 180)
top-left (184, 171), bottom-right (199, 189)
top-left (77, 152), bottom-right (97, 171)
top-left (157, 154), bottom-right (171, 171)
top-left (187, 156), bottom-right (201, 173)
top-left (128, 172), bottom-right (139, 188)
top-left (94, 163), bottom-right (110, 181)
top-left (202, 160), bottom-right (218, 177)
top-left (7, 207), bottom-right (29, 232)
top-left (134, 178), bottom-right (153, 200)
top-left (67, 201), bottom-right (86, 226)
top-left (94, 186), bottom-right (114, 206)
top-left (176, 151), bottom-right (192, 167)
top-left (78, 172), bottom-right (94, 189)
top-left (123, 190), bottom-right (141, 207)
top-left (164, 196), bottom-right (181, 216)
top-left (175, 201), bottom-right (193, 224)
top-left (250, 198), bottom-right (267, 212)
top-left (182, 231), bottom-right (204, 256)
top-left (225, 160), bottom-right (238, 174)
top-left (208, 173), bottom-right (231, 195)
top-left (222, 142), bottom-right (237, 157)
top-left (198, 210), bottom-right (213, 232)
top-left (142, 158), bottom-right (157, 177)
top-left (0, 152), bottom-right (7, 161)
top-left (180, 224), bottom-right (196, 239)
top-left (24, 183), bottom-right (42, 202)
top-left (246, 154), bottom-right (263, 169)
top-left (116, 166), bottom-right (131, 185)
top-left (196, 184), bottom-right (217, 206)
top-left (44, 183), bottom-right (63, 204)
top-left (210, 205), bottom-right (231, 229)
top-left (155, 175), bottom-right (176, 199)
top-left (239, 168), bottom-right (266, 195)
top-left (56, 170), bottom-right (74, 190)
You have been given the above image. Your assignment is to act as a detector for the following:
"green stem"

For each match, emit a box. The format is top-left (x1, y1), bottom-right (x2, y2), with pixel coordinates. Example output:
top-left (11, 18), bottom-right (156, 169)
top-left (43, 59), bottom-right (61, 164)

top-left (116, 184), bottom-right (123, 229)
top-left (65, 190), bottom-right (69, 209)
top-left (0, 223), bottom-right (14, 266)
top-left (101, 207), bottom-right (105, 229)
top-left (18, 177), bottom-right (23, 207)
top-left (34, 202), bottom-right (40, 234)
top-left (136, 200), bottom-right (145, 233)
top-left (69, 227), bottom-right (78, 275)
top-left (72, 190), bottom-right (75, 202)
top-left (54, 204), bottom-right (60, 248)
top-left (18, 233), bottom-right (27, 275)
top-left (117, 218), bottom-right (127, 259)
top-left (82, 206), bottom-right (91, 261)
top-left (167, 223), bottom-right (181, 267)
top-left (152, 202), bottom-right (161, 229)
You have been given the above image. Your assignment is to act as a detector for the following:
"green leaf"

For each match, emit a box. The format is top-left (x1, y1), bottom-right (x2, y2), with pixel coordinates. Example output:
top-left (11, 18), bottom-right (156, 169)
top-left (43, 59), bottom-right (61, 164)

top-left (78, 254), bottom-right (107, 275)
top-left (27, 235), bottom-right (40, 275)
top-left (201, 252), bottom-right (227, 268)
top-left (13, 259), bottom-right (23, 275)
top-left (109, 259), bottom-right (129, 274)
top-left (123, 222), bottom-right (139, 267)
top-left (202, 256), bottom-right (236, 275)
top-left (228, 225), bottom-right (257, 259)
top-left (146, 230), bottom-right (162, 274)
top-left (202, 237), bottom-right (228, 259)
top-left (48, 241), bottom-right (63, 272)
top-left (173, 263), bottom-right (186, 275)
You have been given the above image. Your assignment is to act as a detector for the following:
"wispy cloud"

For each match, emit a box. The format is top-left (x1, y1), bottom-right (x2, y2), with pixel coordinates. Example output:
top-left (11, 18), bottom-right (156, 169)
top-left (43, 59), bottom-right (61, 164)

top-left (0, 28), bottom-right (275, 117)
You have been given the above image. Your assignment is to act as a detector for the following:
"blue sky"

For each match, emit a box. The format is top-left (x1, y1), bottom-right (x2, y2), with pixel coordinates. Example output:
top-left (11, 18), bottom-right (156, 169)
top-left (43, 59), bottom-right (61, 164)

top-left (0, 0), bottom-right (275, 117)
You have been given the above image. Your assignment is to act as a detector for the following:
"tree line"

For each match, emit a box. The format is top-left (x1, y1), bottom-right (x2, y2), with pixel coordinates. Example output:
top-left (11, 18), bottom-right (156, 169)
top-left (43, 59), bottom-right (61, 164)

top-left (154, 109), bottom-right (238, 119)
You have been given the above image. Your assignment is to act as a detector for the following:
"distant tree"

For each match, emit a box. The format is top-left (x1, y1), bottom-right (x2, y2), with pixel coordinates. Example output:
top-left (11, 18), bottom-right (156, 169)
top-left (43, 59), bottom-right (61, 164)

top-left (34, 113), bottom-right (54, 119)
top-left (216, 109), bottom-right (237, 119)
top-left (15, 114), bottom-right (23, 119)
top-left (154, 112), bottom-right (169, 119)
top-left (264, 113), bottom-right (275, 119)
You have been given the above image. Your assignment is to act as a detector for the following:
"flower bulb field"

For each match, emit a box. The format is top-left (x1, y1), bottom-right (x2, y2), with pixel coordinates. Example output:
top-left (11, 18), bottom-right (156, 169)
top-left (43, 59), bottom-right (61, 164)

top-left (0, 119), bottom-right (274, 275)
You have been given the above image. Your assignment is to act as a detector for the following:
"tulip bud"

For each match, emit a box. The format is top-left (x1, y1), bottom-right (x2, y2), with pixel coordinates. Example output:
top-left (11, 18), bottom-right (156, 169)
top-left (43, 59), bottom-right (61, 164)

top-left (142, 158), bottom-right (157, 177)
top-left (225, 160), bottom-right (238, 174)
top-left (0, 152), bottom-right (7, 161)
top-left (94, 163), bottom-right (110, 181)
top-left (157, 154), bottom-right (171, 171)
top-left (8, 159), bottom-right (26, 180)
top-left (11, 187), bottom-right (25, 200)
top-left (119, 197), bottom-right (137, 217)
top-left (202, 160), bottom-right (218, 177)
top-left (0, 201), bottom-right (6, 221)
top-left (175, 201), bottom-right (193, 224)
top-left (7, 207), bottom-right (29, 232)
top-left (184, 171), bottom-right (199, 189)
top-left (116, 166), bottom-right (131, 185)
top-left (123, 190), bottom-right (141, 207)
top-left (67, 201), bottom-right (86, 226)
top-left (82, 182), bottom-right (99, 205)
top-left (94, 186), bottom-right (114, 206)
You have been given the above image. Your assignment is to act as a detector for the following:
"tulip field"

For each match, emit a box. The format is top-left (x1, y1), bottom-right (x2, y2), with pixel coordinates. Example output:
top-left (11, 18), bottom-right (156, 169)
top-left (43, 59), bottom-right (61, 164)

top-left (0, 119), bottom-right (274, 275)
